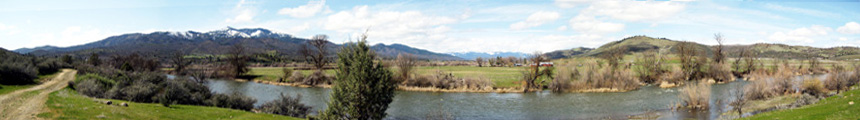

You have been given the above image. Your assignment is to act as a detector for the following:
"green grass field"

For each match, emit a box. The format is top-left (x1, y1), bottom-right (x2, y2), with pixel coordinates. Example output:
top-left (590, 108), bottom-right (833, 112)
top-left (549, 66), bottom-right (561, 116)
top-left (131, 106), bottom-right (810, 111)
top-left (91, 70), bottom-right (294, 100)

top-left (743, 86), bottom-right (860, 120)
top-left (0, 71), bottom-right (61, 95)
top-left (42, 88), bottom-right (301, 120)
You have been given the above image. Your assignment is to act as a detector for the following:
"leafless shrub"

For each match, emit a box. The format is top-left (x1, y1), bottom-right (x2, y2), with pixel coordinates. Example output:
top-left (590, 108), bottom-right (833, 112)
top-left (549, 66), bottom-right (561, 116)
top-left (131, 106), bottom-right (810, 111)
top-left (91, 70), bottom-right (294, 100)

top-left (575, 62), bottom-right (640, 91)
top-left (680, 82), bottom-right (711, 110)
top-left (729, 83), bottom-right (747, 117)
top-left (802, 78), bottom-right (828, 97)
top-left (288, 71), bottom-right (305, 83)
top-left (825, 72), bottom-right (851, 93)
top-left (395, 53), bottom-right (416, 83)
top-left (279, 68), bottom-right (293, 82)
top-left (744, 79), bottom-right (773, 100)
top-left (402, 70), bottom-right (492, 90)
top-left (302, 70), bottom-right (331, 85)
top-left (634, 51), bottom-right (667, 84)
top-left (707, 62), bottom-right (733, 82)
top-left (550, 66), bottom-right (577, 92)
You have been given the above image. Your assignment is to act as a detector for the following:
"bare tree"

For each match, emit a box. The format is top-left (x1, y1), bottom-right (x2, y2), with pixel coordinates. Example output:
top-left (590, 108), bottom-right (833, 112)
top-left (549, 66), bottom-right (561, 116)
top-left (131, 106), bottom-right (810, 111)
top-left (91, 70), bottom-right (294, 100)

top-left (302, 35), bottom-right (330, 70)
top-left (171, 52), bottom-right (191, 75)
top-left (475, 57), bottom-right (483, 67)
top-left (730, 83), bottom-right (747, 118)
top-left (395, 53), bottom-right (415, 83)
top-left (676, 41), bottom-right (700, 81)
top-left (522, 52), bottom-right (553, 92)
top-left (227, 44), bottom-right (249, 78)
top-left (713, 33), bottom-right (726, 63)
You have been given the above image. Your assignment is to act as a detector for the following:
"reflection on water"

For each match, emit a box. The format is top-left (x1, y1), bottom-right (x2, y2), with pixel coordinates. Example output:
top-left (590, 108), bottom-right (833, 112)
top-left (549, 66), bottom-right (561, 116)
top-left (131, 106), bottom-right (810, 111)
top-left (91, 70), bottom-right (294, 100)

top-left (203, 78), bottom-right (782, 119)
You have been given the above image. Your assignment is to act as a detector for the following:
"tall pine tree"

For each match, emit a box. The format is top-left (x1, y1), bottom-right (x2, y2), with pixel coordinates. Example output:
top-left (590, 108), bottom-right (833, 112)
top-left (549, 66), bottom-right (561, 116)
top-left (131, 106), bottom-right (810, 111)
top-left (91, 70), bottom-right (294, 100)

top-left (316, 34), bottom-right (396, 120)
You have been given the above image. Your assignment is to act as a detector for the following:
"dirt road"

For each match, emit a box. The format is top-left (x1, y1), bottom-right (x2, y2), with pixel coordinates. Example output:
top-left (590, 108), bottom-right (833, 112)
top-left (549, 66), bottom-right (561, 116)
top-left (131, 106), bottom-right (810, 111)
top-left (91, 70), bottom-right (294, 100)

top-left (0, 69), bottom-right (76, 120)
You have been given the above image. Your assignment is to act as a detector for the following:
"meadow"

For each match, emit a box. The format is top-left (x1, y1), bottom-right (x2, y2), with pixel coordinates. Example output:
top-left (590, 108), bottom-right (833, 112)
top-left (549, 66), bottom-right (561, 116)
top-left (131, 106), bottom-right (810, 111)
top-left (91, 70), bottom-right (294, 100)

top-left (41, 88), bottom-right (301, 120)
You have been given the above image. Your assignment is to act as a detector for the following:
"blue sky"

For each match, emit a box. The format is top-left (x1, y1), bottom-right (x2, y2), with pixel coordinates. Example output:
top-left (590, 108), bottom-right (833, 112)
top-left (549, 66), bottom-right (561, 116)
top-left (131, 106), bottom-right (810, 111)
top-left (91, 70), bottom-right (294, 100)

top-left (1, 0), bottom-right (859, 53)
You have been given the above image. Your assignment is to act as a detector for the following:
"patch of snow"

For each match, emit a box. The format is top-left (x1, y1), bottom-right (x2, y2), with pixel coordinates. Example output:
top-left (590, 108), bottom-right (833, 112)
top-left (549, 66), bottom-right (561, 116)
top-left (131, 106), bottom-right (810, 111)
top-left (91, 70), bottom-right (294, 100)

top-left (250, 30), bottom-right (262, 37)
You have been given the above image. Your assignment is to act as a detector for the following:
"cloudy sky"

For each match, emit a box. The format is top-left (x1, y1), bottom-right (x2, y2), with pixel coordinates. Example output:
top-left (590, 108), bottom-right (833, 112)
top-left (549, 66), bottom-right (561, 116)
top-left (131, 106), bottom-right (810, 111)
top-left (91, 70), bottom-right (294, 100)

top-left (1, 0), bottom-right (859, 53)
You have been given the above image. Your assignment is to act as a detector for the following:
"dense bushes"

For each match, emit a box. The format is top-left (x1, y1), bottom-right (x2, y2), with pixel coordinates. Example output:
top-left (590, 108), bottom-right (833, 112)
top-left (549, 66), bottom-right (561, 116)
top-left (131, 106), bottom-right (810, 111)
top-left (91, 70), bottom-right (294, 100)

top-left (207, 93), bottom-right (256, 111)
top-left (259, 93), bottom-right (311, 118)
top-left (73, 64), bottom-right (262, 112)
top-left (0, 50), bottom-right (68, 85)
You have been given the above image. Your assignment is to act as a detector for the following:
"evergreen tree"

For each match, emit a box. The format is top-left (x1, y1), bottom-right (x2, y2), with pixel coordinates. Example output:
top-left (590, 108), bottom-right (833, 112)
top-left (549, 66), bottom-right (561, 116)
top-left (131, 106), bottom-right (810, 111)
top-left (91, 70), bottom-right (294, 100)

top-left (316, 34), bottom-right (396, 120)
top-left (88, 53), bottom-right (101, 66)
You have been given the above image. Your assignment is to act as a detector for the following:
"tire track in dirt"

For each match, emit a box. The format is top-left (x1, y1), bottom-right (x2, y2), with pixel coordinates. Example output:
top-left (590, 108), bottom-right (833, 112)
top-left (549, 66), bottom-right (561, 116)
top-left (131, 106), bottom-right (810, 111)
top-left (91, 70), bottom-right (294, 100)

top-left (0, 69), bottom-right (76, 120)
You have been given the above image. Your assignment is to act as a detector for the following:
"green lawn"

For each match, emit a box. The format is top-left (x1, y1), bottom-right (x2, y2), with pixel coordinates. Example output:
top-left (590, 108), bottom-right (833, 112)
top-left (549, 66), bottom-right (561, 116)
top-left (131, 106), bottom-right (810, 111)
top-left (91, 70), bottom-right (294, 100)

top-left (743, 86), bottom-right (860, 120)
top-left (42, 88), bottom-right (301, 120)
top-left (248, 66), bottom-right (527, 88)
top-left (0, 71), bottom-right (61, 95)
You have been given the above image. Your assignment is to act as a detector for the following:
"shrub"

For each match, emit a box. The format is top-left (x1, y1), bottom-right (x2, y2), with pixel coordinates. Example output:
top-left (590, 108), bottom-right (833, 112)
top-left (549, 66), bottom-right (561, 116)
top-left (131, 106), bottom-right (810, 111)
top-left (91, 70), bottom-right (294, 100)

top-left (302, 70), bottom-right (331, 85)
top-left (744, 79), bottom-right (773, 100)
top-left (824, 72), bottom-right (851, 93)
top-left (634, 52), bottom-right (667, 84)
top-left (680, 82), bottom-right (710, 110)
top-left (0, 63), bottom-right (38, 85)
top-left (801, 78), bottom-right (828, 97)
top-left (258, 93), bottom-right (311, 118)
top-left (706, 62), bottom-right (733, 82)
top-left (75, 78), bottom-right (110, 98)
top-left (207, 93), bottom-right (256, 111)
top-left (575, 64), bottom-right (640, 91)
top-left (288, 71), bottom-right (305, 83)
top-left (280, 68), bottom-right (293, 82)
top-left (550, 66), bottom-right (577, 92)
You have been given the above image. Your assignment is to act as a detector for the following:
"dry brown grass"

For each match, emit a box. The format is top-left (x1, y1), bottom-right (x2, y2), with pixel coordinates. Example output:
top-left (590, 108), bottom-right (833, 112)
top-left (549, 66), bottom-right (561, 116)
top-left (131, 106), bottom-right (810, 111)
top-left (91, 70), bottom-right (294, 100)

top-left (680, 82), bottom-right (711, 110)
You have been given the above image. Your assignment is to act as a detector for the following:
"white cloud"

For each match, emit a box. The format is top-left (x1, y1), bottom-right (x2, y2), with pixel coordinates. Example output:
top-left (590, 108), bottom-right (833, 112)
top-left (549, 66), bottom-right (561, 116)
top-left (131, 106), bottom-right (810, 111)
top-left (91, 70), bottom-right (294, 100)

top-left (324, 5), bottom-right (458, 44)
top-left (568, 15), bottom-right (624, 34)
top-left (767, 25), bottom-right (832, 43)
top-left (839, 37), bottom-right (848, 41)
top-left (581, 1), bottom-right (685, 21)
top-left (510, 11), bottom-right (560, 30)
top-left (557, 26), bottom-right (568, 31)
top-left (763, 3), bottom-right (840, 18)
top-left (0, 23), bottom-right (20, 35)
top-left (29, 26), bottom-right (113, 47)
top-left (278, 0), bottom-right (329, 18)
top-left (837, 22), bottom-right (860, 34)
top-left (225, 0), bottom-right (256, 23)
top-left (554, 0), bottom-right (592, 8)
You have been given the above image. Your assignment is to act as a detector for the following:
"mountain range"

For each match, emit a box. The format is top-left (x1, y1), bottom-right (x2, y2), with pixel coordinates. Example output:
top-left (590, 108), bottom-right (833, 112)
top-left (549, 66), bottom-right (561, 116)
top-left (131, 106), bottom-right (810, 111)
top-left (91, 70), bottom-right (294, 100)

top-left (447, 52), bottom-right (530, 60)
top-left (13, 27), bottom-right (463, 61)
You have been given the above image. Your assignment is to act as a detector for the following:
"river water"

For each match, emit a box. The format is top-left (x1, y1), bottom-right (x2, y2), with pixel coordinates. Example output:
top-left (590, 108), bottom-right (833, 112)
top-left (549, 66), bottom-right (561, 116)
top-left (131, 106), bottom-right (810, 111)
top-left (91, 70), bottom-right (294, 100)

top-left (203, 78), bottom-right (776, 120)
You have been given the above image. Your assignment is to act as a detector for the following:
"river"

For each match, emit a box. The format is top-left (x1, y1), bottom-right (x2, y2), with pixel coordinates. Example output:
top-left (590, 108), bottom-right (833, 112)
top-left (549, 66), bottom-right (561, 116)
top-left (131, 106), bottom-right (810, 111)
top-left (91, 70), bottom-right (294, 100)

top-left (202, 78), bottom-right (770, 120)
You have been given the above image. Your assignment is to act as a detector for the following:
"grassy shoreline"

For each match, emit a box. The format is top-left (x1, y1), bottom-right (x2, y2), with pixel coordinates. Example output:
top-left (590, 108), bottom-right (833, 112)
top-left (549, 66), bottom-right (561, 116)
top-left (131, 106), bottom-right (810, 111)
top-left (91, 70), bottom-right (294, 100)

top-left (42, 88), bottom-right (300, 120)
top-left (742, 85), bottom-right (860, 120)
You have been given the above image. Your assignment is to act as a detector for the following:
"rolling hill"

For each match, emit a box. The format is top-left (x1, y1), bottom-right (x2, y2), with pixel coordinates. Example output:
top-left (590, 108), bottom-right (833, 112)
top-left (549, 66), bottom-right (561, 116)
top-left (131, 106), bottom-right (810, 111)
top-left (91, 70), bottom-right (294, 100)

top-left (545, 35), bottom-right (860, 60)
top-left (14, 27), bottom-right (463, 61)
